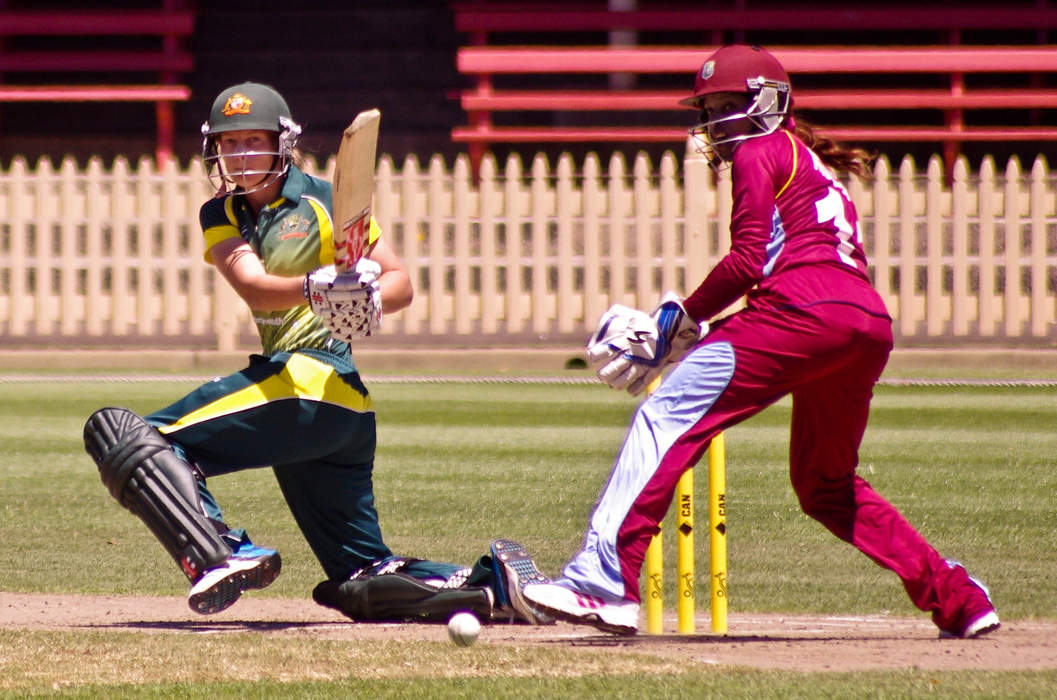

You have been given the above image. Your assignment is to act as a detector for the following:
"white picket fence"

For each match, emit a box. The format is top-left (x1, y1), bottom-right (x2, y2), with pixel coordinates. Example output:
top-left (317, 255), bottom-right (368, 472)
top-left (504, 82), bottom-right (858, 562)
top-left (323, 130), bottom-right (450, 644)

top-left (0, 150), bottom-right (1054, 350)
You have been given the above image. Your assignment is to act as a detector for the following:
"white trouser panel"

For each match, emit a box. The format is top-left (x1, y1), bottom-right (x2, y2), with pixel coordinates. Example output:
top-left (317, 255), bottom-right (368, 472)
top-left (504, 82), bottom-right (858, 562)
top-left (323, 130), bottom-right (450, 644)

top-left (560, 341), bottom-right (736, 600)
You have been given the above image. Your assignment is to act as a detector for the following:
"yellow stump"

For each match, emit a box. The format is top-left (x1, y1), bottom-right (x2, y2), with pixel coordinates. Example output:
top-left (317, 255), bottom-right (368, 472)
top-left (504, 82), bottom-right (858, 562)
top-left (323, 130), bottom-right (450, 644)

top-left (708, 432), bottom-right (728, 634)
top-left (645, 526), bottom-right (664, 634)
top-left (676, 469), bottom-right (695, 633)
top-left (644, 373), bottom-right (665, 634)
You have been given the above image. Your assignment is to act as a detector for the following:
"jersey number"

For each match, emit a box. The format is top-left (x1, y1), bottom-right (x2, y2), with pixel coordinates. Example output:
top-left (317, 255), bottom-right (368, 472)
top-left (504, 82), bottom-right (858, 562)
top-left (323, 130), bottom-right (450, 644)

top-left (808, 151), bottom-right (858, 268)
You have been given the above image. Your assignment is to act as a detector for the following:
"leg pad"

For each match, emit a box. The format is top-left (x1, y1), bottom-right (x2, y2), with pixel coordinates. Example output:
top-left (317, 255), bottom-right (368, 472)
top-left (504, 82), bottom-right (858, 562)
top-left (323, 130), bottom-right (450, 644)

top-left (313, 559), bottom-right (492, 623)
top-left (84, 407), bottom-right (231, 581)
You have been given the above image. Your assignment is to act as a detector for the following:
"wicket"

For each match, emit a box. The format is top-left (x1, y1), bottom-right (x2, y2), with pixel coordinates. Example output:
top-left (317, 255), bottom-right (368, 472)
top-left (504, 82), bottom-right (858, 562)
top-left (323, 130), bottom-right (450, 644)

top-left (644, 431), bottom-right (727, 634)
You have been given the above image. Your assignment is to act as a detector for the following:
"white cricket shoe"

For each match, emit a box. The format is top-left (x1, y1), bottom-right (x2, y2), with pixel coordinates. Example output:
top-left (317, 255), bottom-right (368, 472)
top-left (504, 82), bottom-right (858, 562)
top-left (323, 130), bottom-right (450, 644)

top-left (960, 610), bottom-right (1001, 638)
top-left (188, 542), bottom-right (281, 615)
top-left (522, 581), bottom-right (639, 635)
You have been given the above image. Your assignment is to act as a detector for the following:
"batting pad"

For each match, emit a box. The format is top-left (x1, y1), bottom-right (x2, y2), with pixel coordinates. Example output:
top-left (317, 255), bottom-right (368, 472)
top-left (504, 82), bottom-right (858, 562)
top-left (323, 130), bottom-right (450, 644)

top-left (313, 572), bottom-right (492, 623)
top-left (84, 407), bottom-right (231, 582)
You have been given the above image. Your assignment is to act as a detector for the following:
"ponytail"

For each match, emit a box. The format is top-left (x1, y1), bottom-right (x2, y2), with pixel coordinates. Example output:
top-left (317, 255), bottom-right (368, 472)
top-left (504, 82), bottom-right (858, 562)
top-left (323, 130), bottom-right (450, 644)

top-left (788, 117), bottom-right (875, 179)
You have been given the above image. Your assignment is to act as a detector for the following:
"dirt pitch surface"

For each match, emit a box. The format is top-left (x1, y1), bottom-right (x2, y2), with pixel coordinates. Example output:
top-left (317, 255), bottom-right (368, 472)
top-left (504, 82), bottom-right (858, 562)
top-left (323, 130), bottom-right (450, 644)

top-left (3, 592), bottom-right (1055, 672)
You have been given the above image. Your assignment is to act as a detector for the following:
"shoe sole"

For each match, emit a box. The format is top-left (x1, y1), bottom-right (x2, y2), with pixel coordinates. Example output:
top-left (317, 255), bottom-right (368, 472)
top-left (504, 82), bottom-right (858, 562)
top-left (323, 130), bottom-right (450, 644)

top-left (521, 585), bottom-right (637, 636)
top-left (188, 552), bottom-right (282, 615)
top-left (491, 539), bottom-right (554, 625)
top-left (966, 619), bottom-right (1001, 638)
top-left (960, 610), bottom-right (1001, 639)
top-left (527, 597), bottom-right (637, 636)
top-left (939, 610), bottom-right (1001, 639)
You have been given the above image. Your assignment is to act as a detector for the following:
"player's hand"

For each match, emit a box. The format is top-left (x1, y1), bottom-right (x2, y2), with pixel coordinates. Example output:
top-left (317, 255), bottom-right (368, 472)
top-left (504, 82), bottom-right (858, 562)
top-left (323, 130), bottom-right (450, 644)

top-left (304, 259), bottom-right (381, 307)
top-left (650, 291), bottom-right (706, 366)
top-left (319, 304), bottom-right (380, 341)
top-left (304, 259), bottom-right (382, 339)
top-left (586, 304), bottom-right (666, 395)
top-left (585, 293), bottom-right (706, 396)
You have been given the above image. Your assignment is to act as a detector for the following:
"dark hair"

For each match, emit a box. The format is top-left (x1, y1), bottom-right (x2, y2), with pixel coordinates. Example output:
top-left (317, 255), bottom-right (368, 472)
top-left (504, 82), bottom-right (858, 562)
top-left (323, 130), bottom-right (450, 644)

top-left (788, 117), bottom-right (875, 179)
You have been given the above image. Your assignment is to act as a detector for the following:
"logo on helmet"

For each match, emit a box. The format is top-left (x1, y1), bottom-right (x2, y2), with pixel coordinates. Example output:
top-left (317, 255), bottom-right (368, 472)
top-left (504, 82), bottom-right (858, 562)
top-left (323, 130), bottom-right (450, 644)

top-left (222, 93), bottom-right (253, 117)
top-left (701, 61), bottom-right (715, 80)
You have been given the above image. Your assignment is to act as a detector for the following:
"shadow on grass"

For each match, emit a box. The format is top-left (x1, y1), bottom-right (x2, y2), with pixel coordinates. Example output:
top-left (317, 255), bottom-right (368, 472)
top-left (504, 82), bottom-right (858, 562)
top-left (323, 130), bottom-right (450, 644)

top-left (83, 620), bottom-right (361, 633)
top-left (562, 633), bottom-right (915, 646)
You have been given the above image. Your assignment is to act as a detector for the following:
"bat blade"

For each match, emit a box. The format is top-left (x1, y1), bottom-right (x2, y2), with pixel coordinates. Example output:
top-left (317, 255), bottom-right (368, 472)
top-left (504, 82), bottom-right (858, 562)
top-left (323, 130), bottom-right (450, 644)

top-left (332, 108), bottom-right (381, 273)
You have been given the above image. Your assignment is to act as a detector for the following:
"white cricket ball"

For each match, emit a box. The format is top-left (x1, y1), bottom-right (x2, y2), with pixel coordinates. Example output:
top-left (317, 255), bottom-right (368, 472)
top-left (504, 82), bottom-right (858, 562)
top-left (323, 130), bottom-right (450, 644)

top-left (447, 611), bottom-right (481, 647)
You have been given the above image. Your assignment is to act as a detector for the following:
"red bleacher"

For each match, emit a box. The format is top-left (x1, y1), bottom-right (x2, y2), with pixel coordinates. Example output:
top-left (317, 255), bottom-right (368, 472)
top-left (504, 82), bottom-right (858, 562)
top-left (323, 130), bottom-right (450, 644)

top-left (451, 2), bottom-right (1057, 168)
top-left (0, 3), bottom-right (195, 165)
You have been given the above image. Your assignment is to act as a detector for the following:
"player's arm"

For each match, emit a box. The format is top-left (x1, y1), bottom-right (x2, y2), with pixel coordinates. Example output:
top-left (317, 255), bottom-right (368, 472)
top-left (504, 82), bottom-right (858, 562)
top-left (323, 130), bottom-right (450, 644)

top-left (208, 237), bottom-right (306, 311)
top-left (683, 137), bottom-right (787, 322)
top-left (364, 237), bottom-right (413, 314)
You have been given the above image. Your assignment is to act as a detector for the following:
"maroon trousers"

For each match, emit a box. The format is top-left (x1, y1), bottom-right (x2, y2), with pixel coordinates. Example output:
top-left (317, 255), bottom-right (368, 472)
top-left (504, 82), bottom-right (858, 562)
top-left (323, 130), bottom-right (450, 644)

top-left (563, 298), bottom-right (981, 631)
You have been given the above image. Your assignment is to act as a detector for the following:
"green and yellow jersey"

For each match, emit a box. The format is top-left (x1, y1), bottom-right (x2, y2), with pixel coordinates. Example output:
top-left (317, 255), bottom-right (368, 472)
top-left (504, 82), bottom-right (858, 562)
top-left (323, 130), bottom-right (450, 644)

top-left (199, 165), bottom-right (380, 356)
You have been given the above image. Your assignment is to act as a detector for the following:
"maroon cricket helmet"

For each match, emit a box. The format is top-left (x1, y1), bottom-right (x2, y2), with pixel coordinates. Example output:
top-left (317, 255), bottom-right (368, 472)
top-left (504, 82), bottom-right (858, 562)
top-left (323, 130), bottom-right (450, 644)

top-left (680, 45), bottom-right (791, 109)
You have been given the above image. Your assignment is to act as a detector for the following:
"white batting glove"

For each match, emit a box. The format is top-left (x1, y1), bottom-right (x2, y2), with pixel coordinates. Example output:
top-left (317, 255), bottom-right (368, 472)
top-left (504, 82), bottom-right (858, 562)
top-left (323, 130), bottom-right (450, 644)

top-left (304, 258), bottom-right (383, 339)
top-left (320, 305), bottom-right (380, 342)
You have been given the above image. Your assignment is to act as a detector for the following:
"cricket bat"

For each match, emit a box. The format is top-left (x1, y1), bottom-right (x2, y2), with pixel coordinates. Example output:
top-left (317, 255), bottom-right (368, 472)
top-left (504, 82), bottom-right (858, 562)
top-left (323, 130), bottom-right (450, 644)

top-left (332, 108), bottom-right (381, 273)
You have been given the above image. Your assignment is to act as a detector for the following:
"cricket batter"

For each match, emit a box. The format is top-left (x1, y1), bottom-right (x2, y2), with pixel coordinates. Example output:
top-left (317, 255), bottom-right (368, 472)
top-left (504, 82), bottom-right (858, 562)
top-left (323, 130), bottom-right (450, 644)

top-left (83, 82), bottom-right (549, 625)
top-left (524, 45), bottom-right (1000, 639)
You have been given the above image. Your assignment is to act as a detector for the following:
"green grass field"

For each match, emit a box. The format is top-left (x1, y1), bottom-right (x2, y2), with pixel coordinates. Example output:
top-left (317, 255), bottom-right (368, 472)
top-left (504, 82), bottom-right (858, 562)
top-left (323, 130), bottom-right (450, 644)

top-left (1, 374), bottom-right (1055, 697)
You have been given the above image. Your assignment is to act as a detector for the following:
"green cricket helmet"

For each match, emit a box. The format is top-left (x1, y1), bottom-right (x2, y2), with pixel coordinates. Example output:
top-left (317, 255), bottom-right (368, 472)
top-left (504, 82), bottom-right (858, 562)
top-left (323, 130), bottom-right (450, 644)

top-left (200, 82), bottom-right (302, 193)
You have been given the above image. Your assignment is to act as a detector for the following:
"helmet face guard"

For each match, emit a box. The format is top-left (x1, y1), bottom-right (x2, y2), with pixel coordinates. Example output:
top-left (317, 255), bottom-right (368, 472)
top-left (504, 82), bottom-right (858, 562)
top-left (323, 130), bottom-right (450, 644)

top-left (680, 46), bottom-right (792, 168)
top-left (688, 77), bottom-right (791, 169)
top-left (200, 83), bottom-right (302, 194)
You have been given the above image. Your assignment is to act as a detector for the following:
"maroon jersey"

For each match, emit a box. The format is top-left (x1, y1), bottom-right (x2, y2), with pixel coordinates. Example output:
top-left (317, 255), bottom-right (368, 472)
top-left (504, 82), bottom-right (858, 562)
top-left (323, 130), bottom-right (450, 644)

top-left (684, 129), bottom-right (889, 322)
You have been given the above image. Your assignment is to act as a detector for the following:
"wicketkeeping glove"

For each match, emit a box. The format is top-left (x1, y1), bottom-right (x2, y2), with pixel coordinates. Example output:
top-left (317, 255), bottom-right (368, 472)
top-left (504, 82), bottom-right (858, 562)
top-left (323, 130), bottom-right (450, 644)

top-left (304, 258), bottom-right (382, 341)
top-left (586, 292), bottom-right (706, 396)
top-left (586, 304), bottom-right (663, 395)
top-left (651, 291), bottom-right (706, 367)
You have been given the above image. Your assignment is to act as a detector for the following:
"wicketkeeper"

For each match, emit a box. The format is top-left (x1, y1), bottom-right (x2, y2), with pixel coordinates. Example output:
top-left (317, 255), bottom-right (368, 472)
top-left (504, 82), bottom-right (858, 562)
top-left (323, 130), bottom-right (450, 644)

top-left (83, 82), bottom-right (550, 625)
top-left (522, 45), bottom-right (1000, 640)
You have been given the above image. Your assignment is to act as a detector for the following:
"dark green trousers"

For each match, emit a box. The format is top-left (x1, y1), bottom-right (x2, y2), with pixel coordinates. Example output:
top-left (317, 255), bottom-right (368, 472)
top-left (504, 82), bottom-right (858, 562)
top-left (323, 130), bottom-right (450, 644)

top-left (147, 348), bottom-right (458, 582)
